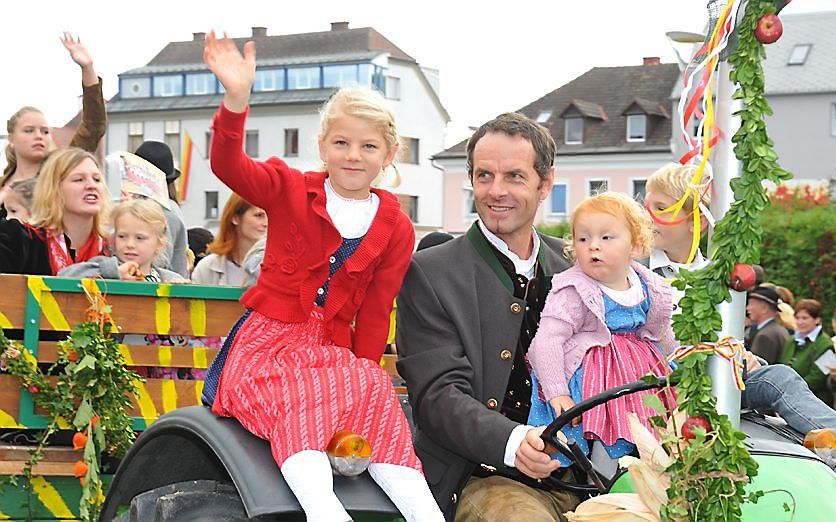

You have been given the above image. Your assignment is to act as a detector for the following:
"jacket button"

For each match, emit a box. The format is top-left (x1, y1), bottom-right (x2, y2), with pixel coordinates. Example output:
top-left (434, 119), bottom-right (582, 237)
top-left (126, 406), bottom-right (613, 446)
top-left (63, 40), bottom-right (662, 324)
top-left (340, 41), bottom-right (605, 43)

top-left (500, 349), bottom-right (512, 361)
top-left (451, 493), bottom-right (457, 504)
top-left (510, 303), bottom-right (522, 314)
top-left (486, 398), bottom-right (498, 409)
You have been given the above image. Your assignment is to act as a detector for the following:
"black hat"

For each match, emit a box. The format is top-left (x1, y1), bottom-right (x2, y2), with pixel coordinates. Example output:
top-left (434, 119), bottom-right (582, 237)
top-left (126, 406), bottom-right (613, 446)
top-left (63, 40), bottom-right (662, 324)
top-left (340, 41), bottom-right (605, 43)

top-left (135, 141), bottom-right (181, 184)
top-left (417, 231), bottom-right (453, 251)
top-left (748, 285), bottom-right (781, 309)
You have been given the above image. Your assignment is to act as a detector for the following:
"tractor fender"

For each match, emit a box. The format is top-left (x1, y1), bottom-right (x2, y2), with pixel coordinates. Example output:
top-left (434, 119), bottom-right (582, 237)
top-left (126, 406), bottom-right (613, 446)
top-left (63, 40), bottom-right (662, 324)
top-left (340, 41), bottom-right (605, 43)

top-left (101, 406), bottom-right (397, 520)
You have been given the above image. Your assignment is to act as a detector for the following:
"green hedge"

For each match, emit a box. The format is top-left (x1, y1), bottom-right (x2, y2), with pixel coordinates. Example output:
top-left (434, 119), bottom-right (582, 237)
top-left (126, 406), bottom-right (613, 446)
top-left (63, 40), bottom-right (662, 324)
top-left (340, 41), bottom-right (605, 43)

top-left (758, 201), bottom-right (836, 327)
top-left (537, 221), bottom-right (571, 240)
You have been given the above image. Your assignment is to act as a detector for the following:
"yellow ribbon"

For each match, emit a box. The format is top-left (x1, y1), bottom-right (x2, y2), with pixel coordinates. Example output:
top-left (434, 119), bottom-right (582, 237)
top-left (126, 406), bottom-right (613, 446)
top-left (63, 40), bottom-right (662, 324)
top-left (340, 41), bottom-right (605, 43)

top-left (669, 336), bottom-right (746, 390)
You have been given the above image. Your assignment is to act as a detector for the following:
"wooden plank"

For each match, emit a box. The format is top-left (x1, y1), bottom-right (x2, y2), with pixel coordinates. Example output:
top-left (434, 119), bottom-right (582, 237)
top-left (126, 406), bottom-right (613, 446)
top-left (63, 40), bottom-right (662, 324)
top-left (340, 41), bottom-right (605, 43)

top-left (380, 354), bottom-right (400, 379)
top-left (0, 274), bottom-right (27, 329)
top-left (0, 375), bottom-right (21, 424)
top-left (0, 445), bottom-right (82, 477)
top-left (37, 342), bottom-right (219, 369)
top-left (48, 292), bottom-right (243, 337)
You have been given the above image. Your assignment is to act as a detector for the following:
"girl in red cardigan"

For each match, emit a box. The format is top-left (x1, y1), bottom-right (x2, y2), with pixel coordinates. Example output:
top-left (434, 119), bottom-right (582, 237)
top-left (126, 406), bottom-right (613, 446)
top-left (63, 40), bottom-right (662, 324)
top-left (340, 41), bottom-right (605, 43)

top-left (201, 32), bottom-right (442, 522)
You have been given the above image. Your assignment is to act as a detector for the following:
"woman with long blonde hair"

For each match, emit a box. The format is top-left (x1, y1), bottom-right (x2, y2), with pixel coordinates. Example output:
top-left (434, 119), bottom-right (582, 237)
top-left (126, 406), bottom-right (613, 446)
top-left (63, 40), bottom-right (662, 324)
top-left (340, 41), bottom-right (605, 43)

top-left (0, 148), bottom-right (109, 275)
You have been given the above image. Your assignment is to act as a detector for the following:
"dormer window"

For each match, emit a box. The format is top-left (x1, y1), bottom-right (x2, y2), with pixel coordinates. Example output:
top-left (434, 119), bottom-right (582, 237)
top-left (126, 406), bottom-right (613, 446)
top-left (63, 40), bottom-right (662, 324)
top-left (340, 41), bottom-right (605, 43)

top-left (626, 114), bottom-right (647, 142)
top-left (788, 44), bottom-right (811, 65)
top-left (536, 111), bottom-right (552, 123)
top-left (565, 118), bottom-right (584, 144)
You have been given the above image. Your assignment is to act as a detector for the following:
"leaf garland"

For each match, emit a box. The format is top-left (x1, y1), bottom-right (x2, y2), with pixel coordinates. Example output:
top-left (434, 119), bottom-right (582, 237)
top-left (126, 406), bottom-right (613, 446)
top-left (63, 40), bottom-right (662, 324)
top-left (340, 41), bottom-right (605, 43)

top-left (663, 1), bottom-right (794, 521)
top-left (0, 295), bottom-right (140, 521)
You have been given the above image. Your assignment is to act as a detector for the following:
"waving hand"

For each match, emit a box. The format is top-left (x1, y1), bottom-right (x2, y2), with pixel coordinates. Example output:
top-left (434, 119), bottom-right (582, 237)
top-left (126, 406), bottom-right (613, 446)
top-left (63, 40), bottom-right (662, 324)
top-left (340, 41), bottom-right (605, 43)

top-left (203, 30), bottom-right (255, 113)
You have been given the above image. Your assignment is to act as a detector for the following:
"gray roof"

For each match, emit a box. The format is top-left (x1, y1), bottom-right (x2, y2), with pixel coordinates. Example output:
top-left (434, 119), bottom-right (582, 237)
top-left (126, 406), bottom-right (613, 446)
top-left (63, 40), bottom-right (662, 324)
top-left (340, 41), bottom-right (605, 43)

top-left (138, 27), bottom-right (413, 74)
top-left (763, 12), bottom-right (836, 95)
top-left (435, 62), bottom-right (680, 159)
top-left (121, 51), bottom-right (383, 76)
top-left (107, 88), bottom-right (337, 114)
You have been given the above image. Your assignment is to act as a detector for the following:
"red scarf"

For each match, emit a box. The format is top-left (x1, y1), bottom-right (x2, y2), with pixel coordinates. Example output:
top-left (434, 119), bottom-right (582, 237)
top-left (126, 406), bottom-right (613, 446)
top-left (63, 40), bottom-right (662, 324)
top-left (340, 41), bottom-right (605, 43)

top-left (41, 228), bottom-right (105, 275)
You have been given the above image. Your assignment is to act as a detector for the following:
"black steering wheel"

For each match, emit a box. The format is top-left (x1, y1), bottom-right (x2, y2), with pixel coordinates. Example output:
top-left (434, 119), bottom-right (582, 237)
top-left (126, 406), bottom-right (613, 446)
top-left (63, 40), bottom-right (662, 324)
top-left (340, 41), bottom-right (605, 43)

top-left (535, 377), bottom-right (670, 494)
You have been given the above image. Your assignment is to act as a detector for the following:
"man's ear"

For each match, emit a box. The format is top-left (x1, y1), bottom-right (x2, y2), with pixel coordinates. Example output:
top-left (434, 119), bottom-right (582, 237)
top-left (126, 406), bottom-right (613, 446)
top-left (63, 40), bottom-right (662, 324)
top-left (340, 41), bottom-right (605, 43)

top-left (539, 166), bottom-right (555, 201)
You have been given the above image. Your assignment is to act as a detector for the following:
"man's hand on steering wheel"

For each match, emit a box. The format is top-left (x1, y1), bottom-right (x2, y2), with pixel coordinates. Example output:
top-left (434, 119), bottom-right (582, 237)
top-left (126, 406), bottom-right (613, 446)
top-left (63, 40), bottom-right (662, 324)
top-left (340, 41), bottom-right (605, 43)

top-left (514, 426), bottom-right (562, 479)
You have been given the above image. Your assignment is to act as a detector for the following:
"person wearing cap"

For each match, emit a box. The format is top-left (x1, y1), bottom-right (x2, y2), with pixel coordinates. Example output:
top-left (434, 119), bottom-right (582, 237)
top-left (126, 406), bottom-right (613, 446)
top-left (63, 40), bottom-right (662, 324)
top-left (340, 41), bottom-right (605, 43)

top-left (746, 285), bottom-right (790, 364)
top-left (133, 141), bottom-right (190, 278)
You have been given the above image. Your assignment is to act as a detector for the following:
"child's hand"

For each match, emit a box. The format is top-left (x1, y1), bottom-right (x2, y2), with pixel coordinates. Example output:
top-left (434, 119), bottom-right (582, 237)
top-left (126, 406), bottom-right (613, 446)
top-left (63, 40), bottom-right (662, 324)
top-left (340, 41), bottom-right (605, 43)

top-left (118, 261), bottom-right (143, 281)
top-left (60, 32), bottom-right (92, 68)
top-left (203, 30), bottom-right (255, 112)
top-left (549, 395), bottom-right (581, 426)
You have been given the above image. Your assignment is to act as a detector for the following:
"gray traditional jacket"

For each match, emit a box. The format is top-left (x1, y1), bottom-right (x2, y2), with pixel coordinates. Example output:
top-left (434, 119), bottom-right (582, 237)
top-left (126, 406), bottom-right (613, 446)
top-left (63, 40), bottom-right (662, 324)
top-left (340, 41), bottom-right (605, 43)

top-left (396, 223), bottom-right (571, 519)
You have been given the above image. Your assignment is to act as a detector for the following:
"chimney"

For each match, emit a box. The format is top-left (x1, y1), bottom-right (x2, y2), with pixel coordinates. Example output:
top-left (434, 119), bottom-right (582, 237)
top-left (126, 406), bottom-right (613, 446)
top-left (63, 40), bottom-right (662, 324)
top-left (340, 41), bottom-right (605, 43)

top-left (331, 22), bottom-right (350, 31)
top-left (251, 27), bottom-right (267, 37)
top-left (193, 32), bottom-right (206, 42)
top-left (643, 56), bottom-right (661, 66)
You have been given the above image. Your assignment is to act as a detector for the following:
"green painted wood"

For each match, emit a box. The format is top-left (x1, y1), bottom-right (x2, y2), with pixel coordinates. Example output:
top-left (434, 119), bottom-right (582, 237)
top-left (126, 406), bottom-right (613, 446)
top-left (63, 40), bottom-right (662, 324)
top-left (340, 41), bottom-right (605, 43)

top-left (46, 277), bottom-right (245, 300)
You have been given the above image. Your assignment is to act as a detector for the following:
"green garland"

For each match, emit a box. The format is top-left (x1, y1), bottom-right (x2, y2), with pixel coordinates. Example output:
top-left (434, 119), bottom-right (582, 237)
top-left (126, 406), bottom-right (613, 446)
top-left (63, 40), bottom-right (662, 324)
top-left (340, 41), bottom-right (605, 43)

top-left (661, 2), bottom-right (793, 521)
top-left (1, 310), bottom-right (140, 520)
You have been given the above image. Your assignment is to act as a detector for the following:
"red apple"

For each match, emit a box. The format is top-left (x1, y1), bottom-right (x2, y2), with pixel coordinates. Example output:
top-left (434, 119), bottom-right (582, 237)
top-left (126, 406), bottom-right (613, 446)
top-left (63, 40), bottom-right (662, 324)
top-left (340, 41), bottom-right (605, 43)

top-left (682, 416), bottom-right (711, 441)
top-left (729, 263), bottom-right (757, 292)
top-left (28, 385), bottom-right (39, 394)
top-left (755, 14), bottom-right (783, 44)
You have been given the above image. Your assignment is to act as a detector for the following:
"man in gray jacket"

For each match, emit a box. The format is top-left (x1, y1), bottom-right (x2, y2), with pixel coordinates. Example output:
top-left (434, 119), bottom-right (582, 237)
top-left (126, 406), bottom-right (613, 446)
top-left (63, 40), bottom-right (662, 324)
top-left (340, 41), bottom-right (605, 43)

top-left (397, 113), bottom-right (578, 521)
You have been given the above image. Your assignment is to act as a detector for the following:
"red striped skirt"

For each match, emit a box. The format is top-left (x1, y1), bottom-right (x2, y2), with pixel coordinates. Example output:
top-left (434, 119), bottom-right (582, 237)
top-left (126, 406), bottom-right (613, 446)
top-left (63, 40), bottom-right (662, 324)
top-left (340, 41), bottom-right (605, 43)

top-left (212, 308), bottom-right (421, 471)
top-left (580, 333), bottom-right (674, 446)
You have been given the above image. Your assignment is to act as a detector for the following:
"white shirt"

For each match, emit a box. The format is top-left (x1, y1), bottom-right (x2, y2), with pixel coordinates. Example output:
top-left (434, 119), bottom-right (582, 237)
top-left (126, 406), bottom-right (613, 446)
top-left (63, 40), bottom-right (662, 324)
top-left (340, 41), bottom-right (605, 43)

top-left (597, 267), bottom-right (644, 307)
top-left (794, 324), bottom-right (822, 345)
top-left (649, 248), bottom-right (709, 314)
top-left (324, 179), bottom-right (380, 239)
top-left (477, 220), bottom-right (540, 279)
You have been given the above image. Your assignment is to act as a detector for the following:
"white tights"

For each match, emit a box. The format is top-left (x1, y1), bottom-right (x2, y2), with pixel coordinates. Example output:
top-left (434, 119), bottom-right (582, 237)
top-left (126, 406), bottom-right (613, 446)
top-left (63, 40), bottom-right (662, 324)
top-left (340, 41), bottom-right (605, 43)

top-left (281, 450), bottom-right (444, 522)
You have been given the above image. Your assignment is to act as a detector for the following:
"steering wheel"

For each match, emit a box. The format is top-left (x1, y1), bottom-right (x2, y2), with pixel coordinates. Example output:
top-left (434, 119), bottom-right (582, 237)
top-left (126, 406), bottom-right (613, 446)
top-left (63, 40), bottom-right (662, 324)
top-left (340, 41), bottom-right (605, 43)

top-left (535, 377), bottom-right (670, 495)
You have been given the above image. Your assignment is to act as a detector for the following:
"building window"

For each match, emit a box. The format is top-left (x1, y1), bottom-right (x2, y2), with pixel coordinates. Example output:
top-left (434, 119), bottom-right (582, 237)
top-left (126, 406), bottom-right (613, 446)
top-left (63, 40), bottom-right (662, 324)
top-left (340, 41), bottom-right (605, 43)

top-left (788, 44), bottom-right (812, 65)
top-left (205, 191), bottom-right (219, 219)
top-left (399, 137), bottom-right (420, 164)
top-left (245, 130), bottom-right (259, 157)
top-left (463, 188), bottom-right (477, 219)
top-left (284, 129), bottom-right (299, 157)
top-left (152, 75), bottom-right (184, 97)
top-left (550, 183), bottom-right (567, 215)
top-left (632, 179), bottom-right (648, 202)
top-left (358, 64), bottom-right (374, 87)
top-left (385, 76), bottom-right (401, 100)
top-left (254, 68), bottom-right (285, 92)
top-left (164, 120), bottom-right (180, 161)
top-left (287, 67), bottom-right (321, 89)
top-left (587, 179), bottom-right (608, 196)
top-left (185, 73), bottom-right (216, 95)
top-left (626, 114), bottom-right (647, 142)
top-left (205, 131), bottom-right (213, 159)
top-left (323, 64), bottom-right (359, 88)
top-left (536, 111), bottom-right (552, 123)
top-left (396, 194), bottom-right (419, 222)
top-left (565, 118), bottom-right (583, 144)
top-left (831, 104), bottom-right (836, 136)
top-left (128, 122), bottom-right (144, 153)
top-left (120, 76), bottom-right (151, 98)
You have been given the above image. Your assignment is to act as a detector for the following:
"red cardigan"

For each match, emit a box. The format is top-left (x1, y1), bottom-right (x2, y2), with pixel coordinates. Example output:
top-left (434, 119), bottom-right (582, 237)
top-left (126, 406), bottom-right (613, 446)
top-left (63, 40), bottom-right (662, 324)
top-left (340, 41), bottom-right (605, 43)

top-left (210, 104), bottom-right (415, 362)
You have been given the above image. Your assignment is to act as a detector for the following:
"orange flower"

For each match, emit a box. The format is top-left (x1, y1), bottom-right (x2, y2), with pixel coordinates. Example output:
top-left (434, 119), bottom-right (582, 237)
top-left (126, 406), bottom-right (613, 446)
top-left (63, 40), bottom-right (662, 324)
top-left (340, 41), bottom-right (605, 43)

top-left (90, 415), bottom-right (100, 427)
top-left (66, 350), bottom-right (79, 362)
top-left (74, 460), bottom-right (88, 482)
top-left (72, 432), bottom-right (88, 450)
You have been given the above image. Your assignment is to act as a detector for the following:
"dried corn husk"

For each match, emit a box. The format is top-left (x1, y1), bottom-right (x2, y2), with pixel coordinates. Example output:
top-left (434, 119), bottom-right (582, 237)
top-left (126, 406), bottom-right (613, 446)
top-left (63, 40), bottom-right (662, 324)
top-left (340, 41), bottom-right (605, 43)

top-left (565, 493), bottom-right (658, 522)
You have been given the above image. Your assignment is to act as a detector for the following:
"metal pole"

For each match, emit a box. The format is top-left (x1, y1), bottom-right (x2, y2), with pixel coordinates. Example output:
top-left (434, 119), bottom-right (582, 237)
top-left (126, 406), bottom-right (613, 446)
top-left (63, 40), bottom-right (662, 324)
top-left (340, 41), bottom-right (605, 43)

top-left (707, 60), bottom-right (744, 427)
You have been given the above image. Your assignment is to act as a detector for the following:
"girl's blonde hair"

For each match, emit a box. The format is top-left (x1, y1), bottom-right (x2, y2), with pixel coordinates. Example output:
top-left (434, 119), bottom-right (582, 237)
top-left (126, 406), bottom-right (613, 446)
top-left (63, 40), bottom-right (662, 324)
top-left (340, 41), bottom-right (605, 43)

top-left (318, 86), bottom-right (401, 187)
top-left (29, 148), bottom-right (110, 236)
top-left (110, 198), bottom-right (169, 264)
top-left (646, 162), bottom-right (712, 211)
top-left (571, 192), bottom-right (653, 257)
top-left (207, 193), bottom-right (254, 258)
top-left (3, 106), bottom-right (49, 181)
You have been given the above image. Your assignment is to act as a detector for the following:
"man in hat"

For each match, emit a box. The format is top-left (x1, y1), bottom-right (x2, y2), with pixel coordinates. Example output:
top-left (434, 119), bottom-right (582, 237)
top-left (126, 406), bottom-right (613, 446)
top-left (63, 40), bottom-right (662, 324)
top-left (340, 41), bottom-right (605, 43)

top-left (134, 141), bottom-right (189, 278)
top-left (746, 285), bottom-right (789, 364)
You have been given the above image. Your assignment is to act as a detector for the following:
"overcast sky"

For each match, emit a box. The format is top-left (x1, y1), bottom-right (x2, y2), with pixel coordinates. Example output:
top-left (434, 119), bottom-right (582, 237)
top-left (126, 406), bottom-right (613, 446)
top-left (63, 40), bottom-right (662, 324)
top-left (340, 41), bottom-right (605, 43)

top-left (1, 0), bottom-right (833, 146)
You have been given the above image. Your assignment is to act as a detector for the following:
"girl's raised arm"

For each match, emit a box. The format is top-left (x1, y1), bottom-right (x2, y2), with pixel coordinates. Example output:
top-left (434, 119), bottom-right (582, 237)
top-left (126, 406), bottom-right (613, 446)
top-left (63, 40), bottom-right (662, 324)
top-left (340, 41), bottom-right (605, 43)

top-left (203, 31), bottom-right (255, 113)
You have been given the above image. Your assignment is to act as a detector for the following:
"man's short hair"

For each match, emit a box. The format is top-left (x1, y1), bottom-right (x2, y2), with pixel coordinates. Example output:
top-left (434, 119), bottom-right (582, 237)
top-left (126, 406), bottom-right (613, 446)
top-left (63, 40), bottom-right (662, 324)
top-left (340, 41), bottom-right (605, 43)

top-left (465, 112), bottom-right (556, 182)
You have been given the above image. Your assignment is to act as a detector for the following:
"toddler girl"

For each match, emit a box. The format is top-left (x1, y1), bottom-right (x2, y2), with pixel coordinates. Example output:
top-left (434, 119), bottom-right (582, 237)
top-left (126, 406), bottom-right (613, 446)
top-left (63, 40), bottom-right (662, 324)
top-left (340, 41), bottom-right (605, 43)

top-left (527, 192), bottom-right (677, 465)
top-left (200, 32), bottom-right (442, 522)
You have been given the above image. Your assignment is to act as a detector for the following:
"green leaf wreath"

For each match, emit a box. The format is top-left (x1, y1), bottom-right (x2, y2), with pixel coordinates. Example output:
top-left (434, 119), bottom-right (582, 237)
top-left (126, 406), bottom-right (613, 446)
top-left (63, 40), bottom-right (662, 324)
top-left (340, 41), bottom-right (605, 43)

top-left (1, 287), bottom-right (140, 521)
